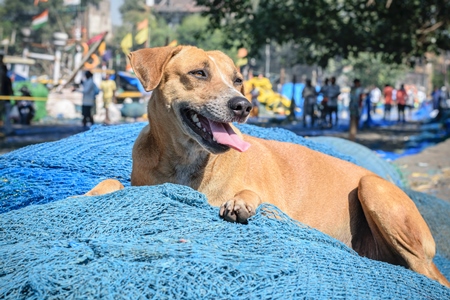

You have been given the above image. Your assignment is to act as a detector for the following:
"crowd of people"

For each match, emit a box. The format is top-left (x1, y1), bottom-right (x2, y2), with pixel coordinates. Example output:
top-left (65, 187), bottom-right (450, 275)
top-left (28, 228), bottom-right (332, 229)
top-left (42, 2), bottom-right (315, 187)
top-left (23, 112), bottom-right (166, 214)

top-left (296, 76), bottom-right (448, 133)
top-left (300, 76), bottom-right (356, 129)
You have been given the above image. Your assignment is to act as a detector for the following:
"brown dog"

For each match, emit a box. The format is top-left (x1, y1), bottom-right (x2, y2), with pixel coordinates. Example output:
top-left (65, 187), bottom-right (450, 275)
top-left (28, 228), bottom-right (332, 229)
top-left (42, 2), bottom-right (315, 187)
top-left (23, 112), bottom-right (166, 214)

top-left (87, 45), bottom-right (449, 287)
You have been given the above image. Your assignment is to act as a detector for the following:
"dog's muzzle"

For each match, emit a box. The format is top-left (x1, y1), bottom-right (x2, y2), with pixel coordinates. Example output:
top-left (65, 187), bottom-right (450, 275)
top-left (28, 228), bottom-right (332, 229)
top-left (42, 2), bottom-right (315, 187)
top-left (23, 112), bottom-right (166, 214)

top-left (228, 97), bottom-right (252, 122)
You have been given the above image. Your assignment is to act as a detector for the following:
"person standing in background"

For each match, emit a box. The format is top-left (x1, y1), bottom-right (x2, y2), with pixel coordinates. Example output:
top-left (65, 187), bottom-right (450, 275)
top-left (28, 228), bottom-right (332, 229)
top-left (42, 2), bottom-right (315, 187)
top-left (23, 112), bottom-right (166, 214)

top-left (319, 78), bottom-right (329, 125)
top-left (81, 71), bottom-right (96, 127)
top-left (363, 87), bottom-right (372, 127)
top-left (0, 63), bottom-right (13, 136)
top-left (326, 77), bottom-right (340, 127)
top-left (383, 84), bottom-right (394, 121)
top-left (349, 79), bottom-right (364, 141)
top-left (396, 84), bottom-right (407, 123)
top-left (100, 73), bottom-right (117, 124)
top-left (370, 85), bottom-right (381, 114)
top-left (302, 79), bottom-right (317, 128)
top-left (405, 86), bottom-right (415, 120)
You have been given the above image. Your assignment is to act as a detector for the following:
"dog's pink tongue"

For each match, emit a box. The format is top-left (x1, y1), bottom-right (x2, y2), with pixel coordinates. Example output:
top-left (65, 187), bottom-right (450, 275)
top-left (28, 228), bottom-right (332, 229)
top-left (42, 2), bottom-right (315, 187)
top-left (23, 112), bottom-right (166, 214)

top-left (208, 121), bottom-right (250, 152)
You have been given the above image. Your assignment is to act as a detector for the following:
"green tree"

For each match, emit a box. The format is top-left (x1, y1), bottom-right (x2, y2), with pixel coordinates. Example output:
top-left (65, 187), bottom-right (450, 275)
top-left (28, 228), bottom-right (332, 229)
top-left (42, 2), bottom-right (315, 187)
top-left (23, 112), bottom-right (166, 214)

top-left (196, 0), bottom-right (450, 67)
top-left (175, 14), bottom-right (237, 59)
top-left (327, 53), bottom-right (409, 88)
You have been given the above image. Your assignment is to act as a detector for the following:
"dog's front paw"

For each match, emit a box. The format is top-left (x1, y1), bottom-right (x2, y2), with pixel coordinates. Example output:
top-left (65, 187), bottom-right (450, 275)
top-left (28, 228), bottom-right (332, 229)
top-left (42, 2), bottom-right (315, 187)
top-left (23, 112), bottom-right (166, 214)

top-left (219, 198), bottom-right (256, 224)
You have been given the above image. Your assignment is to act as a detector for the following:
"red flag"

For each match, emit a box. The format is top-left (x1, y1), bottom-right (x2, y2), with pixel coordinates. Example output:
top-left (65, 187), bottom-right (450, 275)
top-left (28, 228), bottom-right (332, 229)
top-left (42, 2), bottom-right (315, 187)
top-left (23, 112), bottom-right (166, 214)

top-left (87, 32), bottom-right (107, 46)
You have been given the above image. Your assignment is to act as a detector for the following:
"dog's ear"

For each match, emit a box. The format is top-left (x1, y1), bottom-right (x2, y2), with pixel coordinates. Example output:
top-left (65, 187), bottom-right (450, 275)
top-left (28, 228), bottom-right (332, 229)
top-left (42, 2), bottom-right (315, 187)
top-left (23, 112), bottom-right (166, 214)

top-left (128, 46), bottom-right (182, 91)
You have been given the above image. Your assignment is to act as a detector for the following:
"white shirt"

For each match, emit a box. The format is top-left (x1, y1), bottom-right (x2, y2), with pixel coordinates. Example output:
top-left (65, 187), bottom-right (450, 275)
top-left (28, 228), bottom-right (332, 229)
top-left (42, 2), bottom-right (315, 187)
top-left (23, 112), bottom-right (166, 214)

top-left (370, 87), bottom-right (381, 103)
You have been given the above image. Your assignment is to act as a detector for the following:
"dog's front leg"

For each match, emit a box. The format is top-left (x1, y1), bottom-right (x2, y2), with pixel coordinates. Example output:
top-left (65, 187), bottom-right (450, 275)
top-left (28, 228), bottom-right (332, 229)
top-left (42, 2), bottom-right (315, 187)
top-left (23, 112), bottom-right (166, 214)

top-left (219, 190), bottom-right (262, 224)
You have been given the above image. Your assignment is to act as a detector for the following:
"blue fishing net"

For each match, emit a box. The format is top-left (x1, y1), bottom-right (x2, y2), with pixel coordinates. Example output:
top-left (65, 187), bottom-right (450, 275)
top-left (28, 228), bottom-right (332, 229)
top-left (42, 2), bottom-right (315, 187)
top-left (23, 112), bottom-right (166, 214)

top-left (1, 123), bottom-right (449, 298)
top-left (0, 123), bottom-right (361, 214)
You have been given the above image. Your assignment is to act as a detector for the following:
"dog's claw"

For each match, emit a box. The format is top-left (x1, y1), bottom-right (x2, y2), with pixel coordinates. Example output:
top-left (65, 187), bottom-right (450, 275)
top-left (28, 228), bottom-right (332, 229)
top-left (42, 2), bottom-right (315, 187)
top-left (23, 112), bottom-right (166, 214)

top-left (220, 199), bottom-right (255, 224)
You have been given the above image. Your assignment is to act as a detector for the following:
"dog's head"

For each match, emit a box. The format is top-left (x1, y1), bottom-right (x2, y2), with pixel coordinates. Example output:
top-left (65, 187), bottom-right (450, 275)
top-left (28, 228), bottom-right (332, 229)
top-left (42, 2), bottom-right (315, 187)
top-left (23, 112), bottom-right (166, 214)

top-left (129, 46), bottom-right (252, 154)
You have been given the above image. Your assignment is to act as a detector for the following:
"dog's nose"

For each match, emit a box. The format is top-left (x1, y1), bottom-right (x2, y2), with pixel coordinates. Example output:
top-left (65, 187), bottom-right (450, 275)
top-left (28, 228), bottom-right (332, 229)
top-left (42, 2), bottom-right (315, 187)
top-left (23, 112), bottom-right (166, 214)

top-left (228, 97), bottom-right (252, 120)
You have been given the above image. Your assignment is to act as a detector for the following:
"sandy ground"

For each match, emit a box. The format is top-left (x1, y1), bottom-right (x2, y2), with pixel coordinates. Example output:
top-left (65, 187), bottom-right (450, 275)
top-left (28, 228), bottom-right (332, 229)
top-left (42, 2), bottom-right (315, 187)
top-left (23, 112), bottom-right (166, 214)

top-left (393, 138), bottom-right (450, 203)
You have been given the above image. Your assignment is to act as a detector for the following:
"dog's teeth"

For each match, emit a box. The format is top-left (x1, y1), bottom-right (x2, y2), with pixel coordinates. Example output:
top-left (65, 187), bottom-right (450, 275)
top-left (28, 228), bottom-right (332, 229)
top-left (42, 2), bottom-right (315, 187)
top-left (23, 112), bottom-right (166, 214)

top-left (212, 137), bottom-right (217, 142)
top-left (192, 114), bottom-right (199, 123)
top-left (203, 128), bottom-right (206, 132)
top-left (196, 122), bottom-right (202, 128)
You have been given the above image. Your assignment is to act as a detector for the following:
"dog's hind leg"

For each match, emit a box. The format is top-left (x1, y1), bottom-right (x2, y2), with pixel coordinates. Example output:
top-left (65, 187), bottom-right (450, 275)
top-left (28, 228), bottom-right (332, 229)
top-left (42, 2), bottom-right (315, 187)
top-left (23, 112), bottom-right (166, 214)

top-left (357, 175), bottom-right (450, 287)
top-left (84, 179), bottom-right (124, 196)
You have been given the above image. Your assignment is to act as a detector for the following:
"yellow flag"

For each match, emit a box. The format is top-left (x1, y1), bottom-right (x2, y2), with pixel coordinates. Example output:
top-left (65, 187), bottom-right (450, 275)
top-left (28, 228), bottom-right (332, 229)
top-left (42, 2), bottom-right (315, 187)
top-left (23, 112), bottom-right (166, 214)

top-left (121, 33), bottom-right (132, 55)
top-left (167, 39), bottom-right (178, 47)
top-left (98, 41), bottom-right (106, 56)
top-left (134, 28), bottom-right (149, 45)
top-left (235, 57), bottom-right (248, 67)
top-left (121, 33), bottom-right (132, 49)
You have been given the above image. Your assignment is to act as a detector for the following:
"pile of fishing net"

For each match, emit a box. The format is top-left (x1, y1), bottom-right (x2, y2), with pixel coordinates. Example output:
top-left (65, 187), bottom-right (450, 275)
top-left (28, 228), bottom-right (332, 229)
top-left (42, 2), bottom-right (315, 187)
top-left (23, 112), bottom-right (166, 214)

top-left (1, 123), bottom-right (449, 298)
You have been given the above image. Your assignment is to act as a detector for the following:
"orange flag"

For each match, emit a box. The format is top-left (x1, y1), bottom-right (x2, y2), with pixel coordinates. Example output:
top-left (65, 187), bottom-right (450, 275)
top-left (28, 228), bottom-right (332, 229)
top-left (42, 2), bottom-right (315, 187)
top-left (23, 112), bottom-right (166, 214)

top-left (137, 19), bottom-right (148, 31)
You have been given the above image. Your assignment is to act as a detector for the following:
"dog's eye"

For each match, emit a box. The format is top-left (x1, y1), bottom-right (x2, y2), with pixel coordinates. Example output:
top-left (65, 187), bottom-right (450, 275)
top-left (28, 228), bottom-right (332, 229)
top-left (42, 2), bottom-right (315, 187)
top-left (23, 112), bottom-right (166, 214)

top-left (189, 70), bottom-right (207, 78)
top-left (234, 78), bottom-right (243, 85)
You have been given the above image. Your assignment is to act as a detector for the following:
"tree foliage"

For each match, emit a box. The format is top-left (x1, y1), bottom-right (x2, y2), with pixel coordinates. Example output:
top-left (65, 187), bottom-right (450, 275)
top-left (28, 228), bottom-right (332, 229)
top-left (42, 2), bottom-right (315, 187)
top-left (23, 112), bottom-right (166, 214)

top-left (175, 14), bottom-right (237, 59)
top-left (328, 53), bottom-right (409, 88)
top-left (195, 0), bottom-right (450, 67)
